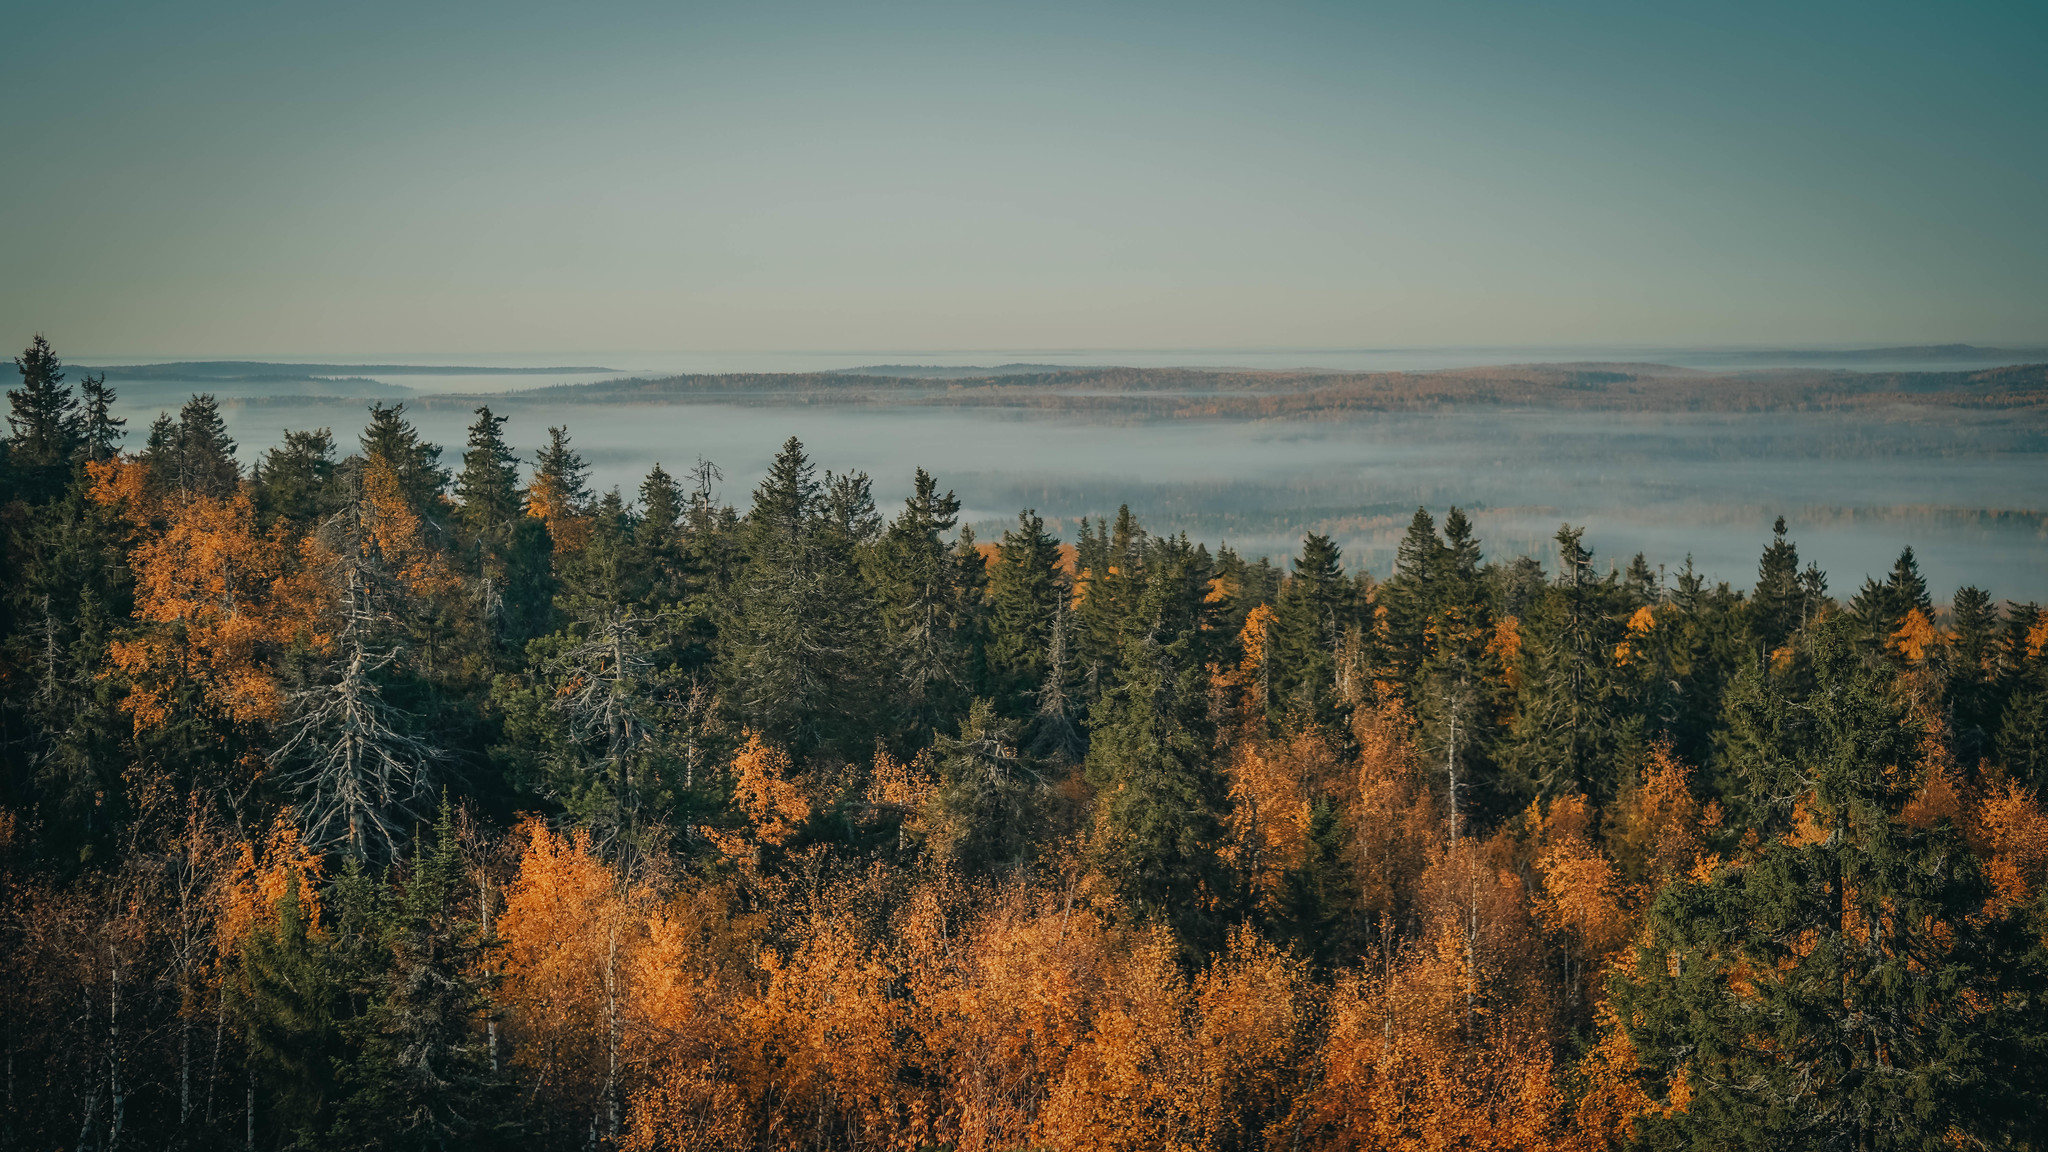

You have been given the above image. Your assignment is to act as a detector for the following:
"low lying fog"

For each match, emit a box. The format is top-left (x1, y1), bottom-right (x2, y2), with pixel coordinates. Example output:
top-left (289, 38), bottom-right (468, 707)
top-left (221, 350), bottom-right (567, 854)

top-left (126, 394), bottom-right (2048, 604)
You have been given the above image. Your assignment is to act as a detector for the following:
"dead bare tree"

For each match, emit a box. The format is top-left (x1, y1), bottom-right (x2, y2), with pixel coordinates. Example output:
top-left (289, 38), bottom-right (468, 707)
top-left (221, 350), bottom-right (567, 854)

top-left (276, 463), bottom-right (441, 861)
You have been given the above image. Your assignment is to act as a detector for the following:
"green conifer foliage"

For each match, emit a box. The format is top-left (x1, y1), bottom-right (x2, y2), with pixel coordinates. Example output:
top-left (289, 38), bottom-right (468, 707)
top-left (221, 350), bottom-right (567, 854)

top-left (6, 336), bottom-right (82, 498)
top-left (1750, 517), bottom-right (1804, 651)
top-left (253, 428), bottom-right (342, 527)
top-left (924, 699), bottom-right (1048, 873)
top-left (1501, 525), bottom-right (1630, 801)
top-left (1614, 622), bottom-right (2048, 1151)
top-left (724, 438), bottom-right (882, 757)
top-left (232, 874), bottom-right (345, 1146)
top-left (875, 468), bottom-right (969, 745)
top-left (139, 394), bottom-right (240, 499)
top-left (1271, 533), bottom-right (1346, 731)
top-left (359, 402), bottom-right (449, 516)
top-left (985, 509), bottom-right (1065, 717)
top-left (1086, 541), bottom-right (1226, 951)
top-left (323, 806), bottom-right (516, 1150)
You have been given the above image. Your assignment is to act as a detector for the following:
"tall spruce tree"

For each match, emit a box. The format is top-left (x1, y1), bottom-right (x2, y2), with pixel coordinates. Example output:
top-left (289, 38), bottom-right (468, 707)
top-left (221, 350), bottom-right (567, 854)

top-left (875, 469), bottom-right (969, 746)
top-left (323, 805), bottom-right (516, 1150)
top-left (140, 394), bottom-right (240, 499)
top-left (6, 336), bottom-right (82, 501)
top-left (1751, 516), bottom-right (1804, 652)
top-left (360, 402), bottom-right (449, 518)
top-left (985, 509), bottom-right (1065, 717)
top-left (1502, 525), bottom-right (1630, 801)
top-left (724, 438), bottom-right (880, 757)
top-left (1270, 532), bottom-right (1346, 731)
top-left (454, 407), bottom-right (552, 647)
top-left (1085, 538), bottom-right (1227, 950)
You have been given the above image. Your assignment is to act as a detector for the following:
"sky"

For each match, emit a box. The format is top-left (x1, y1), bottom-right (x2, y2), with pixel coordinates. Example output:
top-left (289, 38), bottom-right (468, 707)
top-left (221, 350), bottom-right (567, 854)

top-left (5, 0), bottom-right (2046, 358)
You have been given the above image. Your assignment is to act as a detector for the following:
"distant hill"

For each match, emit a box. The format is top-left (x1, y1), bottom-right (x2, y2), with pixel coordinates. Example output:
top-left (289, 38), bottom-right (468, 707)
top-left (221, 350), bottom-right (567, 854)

top-left (469, 360), bottom-right (2048, 418)
top-left (830, 363), bottom-right (1082, 378)
top-left (82, 361), bottom-right (613, 379)
top-left (76, 360), bottom-right (621, 405)
top-left (1706, 344), bottom-right (2048, 364)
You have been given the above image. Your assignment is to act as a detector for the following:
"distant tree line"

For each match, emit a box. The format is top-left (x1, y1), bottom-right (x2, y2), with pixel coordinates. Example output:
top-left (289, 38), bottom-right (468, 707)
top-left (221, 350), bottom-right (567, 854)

top-left (3, 335), bottom-right (2047, 1151)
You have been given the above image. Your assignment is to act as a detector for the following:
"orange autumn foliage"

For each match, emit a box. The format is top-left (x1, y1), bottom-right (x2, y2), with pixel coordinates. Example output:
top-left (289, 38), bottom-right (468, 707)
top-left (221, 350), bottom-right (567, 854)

top-left (360, 455), bottom-right (461, 599)
top-left (217, 815), bottom-right (326, 949)
top-left (1605, 745), bottom-right (1708, 888)
top-left (1347, 691), bottom-right (1442, 920)
top-left (95, 462), bottom-right (317, 729)
top-left (1224, 730), bottom-right (1344, 911)
top-left (1973, 778), bottom-right (2048, 911)
top-left (722, 732), bottom-right (811, 850)
top-left (1891, 607), bottom-right (1944, 663)
top-left (498, 818), bottom-right (658, 1140)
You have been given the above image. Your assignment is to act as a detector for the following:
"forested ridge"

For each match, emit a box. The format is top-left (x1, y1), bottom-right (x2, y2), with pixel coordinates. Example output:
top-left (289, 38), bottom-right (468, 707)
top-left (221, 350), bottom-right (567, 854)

top-left (4, 335), bottom-right (2048, 1152)
top-left (505, 361), bottom-right (2048, 419)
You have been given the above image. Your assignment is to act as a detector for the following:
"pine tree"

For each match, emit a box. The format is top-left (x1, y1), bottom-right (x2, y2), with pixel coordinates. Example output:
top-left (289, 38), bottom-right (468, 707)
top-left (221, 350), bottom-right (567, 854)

top-left (1612, 620), bottom-right (2048, 1150)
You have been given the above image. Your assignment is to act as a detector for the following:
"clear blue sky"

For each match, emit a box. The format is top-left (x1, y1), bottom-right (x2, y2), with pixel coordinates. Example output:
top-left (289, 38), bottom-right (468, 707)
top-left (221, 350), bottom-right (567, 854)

top-left (6, 0), bottom-right (2045, 357)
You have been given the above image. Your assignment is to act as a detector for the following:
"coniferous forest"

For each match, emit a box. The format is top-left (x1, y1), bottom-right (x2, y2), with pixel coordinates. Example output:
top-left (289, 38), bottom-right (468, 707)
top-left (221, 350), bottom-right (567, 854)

top-left (6, 335), bottom-right (2048, 1152)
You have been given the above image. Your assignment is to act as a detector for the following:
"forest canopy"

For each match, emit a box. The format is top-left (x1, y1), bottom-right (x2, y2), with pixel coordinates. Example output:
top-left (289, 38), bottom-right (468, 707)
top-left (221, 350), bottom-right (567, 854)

top-left (4, 337), bottom-right (2047, 1151)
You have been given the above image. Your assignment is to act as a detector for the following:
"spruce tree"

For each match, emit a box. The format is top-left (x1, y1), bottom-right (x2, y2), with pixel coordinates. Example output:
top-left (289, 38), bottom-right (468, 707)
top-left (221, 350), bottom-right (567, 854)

top-left (985, 509), bottom-right (1065, 717)
top-left (232, 874), bottom-right (346, 1146)
top-left (724, 438), bottom-right (881, 757)
top-left (1380, 507), bottom-right (1443, 677)
top-left (1501, 525), bottom-right (1628, 801)
top-left (454, 407), bottom-right (552, 646)
top-left (1085, 541), bottom-right (1227, 951)
top-left (6, 335), bottom-right (82, 499)
top-left (76, 372), bottom-right (122, 463)
top-left (140, 393), bottom-right (239, 499)
top-left (253, 428), bottom-right (342, 527)
top-left (875, 468), bottom-right (969, 745)
top-left (1074, 505), bottom-right (1148, 688)
top-left (324, 806), bottom-right (516, 1150)
top-left (359, 402), bottom-right (448, 517)
top-left (1947, 585), bottom-right (2000, 765)
top-left (1270, 533), bottom-right (1346, 731)
top-left (1751, 516), bottom-right (1803, 651)
top-left (1613, 621), bottom-right (2048, 1151)
top-left (925, 699), bottom-right (1048, 873)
